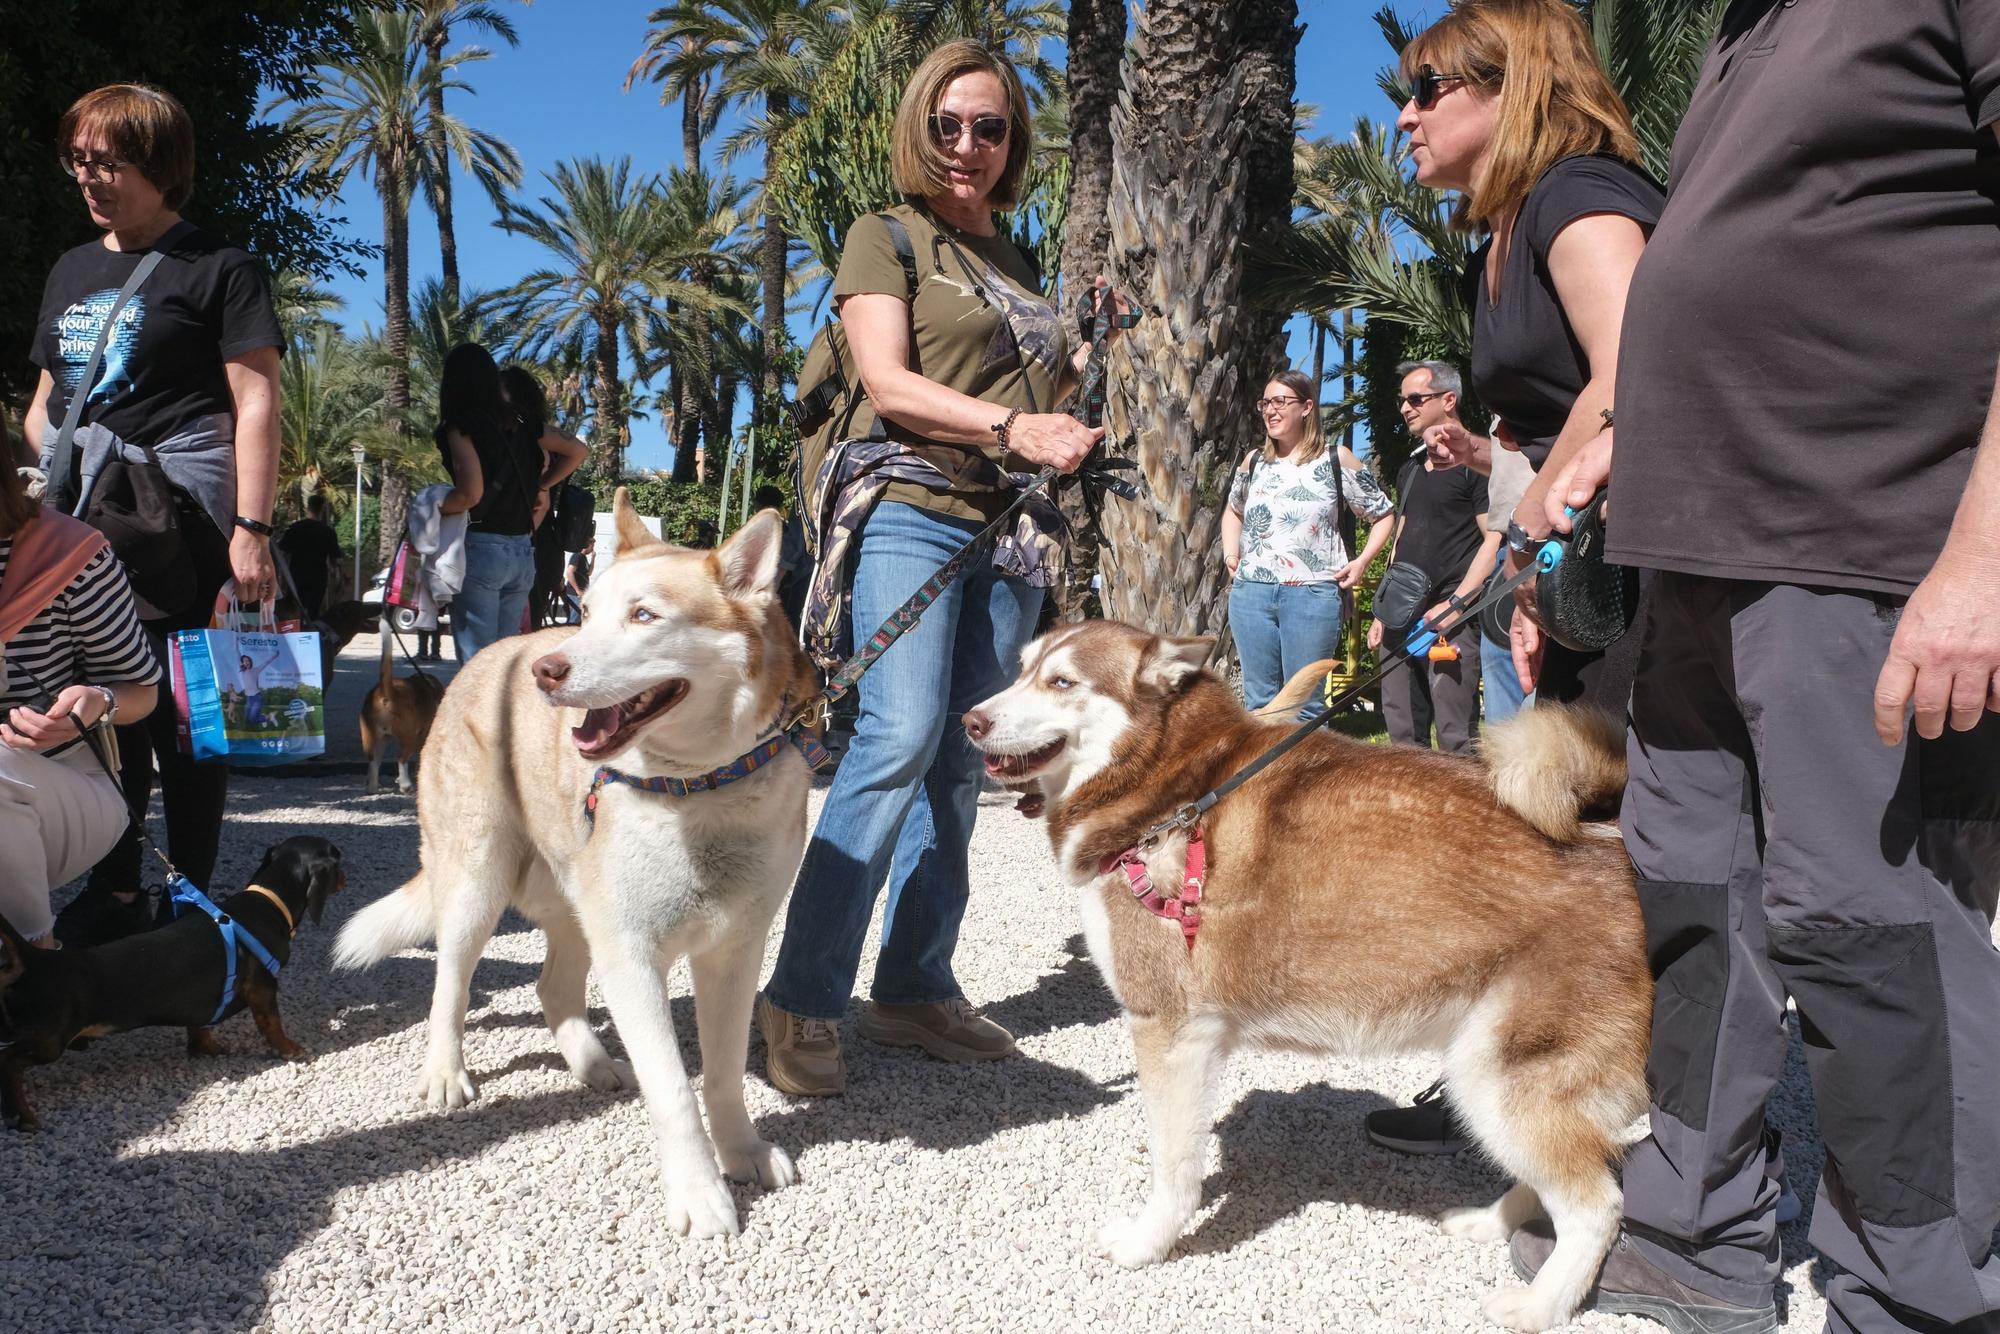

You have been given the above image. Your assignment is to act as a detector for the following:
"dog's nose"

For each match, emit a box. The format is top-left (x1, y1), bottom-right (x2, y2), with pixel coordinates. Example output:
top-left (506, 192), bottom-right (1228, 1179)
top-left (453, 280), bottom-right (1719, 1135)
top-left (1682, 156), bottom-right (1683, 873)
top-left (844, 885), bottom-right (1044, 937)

top-left (962, 707), bottom-right (991, 741)
top-left (532, 652), bottom-right (571, 693)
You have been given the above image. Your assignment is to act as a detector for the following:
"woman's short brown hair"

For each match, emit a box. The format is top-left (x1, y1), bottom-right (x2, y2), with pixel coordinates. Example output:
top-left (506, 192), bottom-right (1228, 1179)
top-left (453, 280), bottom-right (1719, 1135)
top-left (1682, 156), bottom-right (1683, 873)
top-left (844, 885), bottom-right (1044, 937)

top-left (1400, 0), bottom-right (1638, 232)
top-left (58, 84), bottom-right (197, 211)
top-left (1, 456), bottom-right (37, 541)
top-left (891, 41), bottom-right (1033, 212)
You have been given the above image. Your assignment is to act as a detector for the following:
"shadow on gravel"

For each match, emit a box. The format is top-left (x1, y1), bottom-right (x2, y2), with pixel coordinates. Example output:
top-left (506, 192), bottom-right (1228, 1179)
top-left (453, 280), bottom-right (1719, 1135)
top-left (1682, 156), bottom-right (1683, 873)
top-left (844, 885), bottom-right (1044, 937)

top-left (981, 934), bottom-right (1121, 1041)
top-left (9, 1086), bottom-right (614, 1332)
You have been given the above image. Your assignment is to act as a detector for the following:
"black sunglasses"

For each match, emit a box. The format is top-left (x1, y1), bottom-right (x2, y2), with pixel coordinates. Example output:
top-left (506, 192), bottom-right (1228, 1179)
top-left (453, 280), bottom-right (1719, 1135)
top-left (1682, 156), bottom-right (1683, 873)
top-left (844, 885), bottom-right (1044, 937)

top-left (929, 112), bottom-right (1009, 149)
top-left (1410, 66), bottom-right (1470, 110)
top-left (1402, 391), bottom-right (1448, 408)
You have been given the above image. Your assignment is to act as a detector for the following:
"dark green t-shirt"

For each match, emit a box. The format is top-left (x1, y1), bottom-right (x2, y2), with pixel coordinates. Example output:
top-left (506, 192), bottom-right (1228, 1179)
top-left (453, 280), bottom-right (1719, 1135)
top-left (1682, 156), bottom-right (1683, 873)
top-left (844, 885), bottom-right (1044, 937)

top-left (833, 203), bottom-right (1069, 521)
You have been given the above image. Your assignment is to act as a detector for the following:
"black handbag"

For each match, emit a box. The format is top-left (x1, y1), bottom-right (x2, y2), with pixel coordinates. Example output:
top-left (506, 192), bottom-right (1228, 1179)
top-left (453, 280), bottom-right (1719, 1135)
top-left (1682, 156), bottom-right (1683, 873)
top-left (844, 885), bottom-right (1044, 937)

top-left (1537, 493), bottom-right (1640, 652)
top-left (1372, 456), bottom-right (1435, 633)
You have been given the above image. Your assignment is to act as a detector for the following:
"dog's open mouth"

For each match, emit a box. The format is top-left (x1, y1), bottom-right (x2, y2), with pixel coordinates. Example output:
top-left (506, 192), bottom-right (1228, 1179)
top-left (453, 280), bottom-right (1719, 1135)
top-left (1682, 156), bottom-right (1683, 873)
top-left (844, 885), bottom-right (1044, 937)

top-left (572, 680), bottom-right (689, 758)
top-left (982, 738), bottom-right (1065, 782)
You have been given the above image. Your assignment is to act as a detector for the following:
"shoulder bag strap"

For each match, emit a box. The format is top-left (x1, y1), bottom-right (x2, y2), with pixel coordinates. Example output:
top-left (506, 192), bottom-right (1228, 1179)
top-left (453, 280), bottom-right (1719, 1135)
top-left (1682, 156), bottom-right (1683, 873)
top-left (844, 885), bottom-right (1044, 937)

top-left (46, 221), bottom-right (198, 512)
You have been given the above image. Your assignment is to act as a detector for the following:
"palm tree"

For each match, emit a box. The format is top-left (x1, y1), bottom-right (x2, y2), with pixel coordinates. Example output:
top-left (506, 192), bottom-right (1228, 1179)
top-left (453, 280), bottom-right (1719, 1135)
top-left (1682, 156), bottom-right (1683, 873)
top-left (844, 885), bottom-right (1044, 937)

top-left (1094, 0), bottom-right (1301, 639)
top-left (279, 325), bottom-right (383, 513)
top-left (281, 7), bottom-right (522, 558)
top-left (416, 0), bottom-right (527, 306)
top-left (269, 266), bottom-right (345, 341)
top-left (634, 0), bottom-right (826, 435)
top-left (1057, 0), bottom-right (1123, 302)
top-left (656, 168), bottom-right (755, 482)
top-left (495, 157), bottom-right (746, 478)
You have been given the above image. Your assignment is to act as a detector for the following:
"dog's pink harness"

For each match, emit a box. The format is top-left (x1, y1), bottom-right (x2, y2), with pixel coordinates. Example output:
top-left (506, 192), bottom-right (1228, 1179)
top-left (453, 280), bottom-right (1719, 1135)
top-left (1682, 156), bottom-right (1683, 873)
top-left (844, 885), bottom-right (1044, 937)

top-left (1099, 828), bottom-right (1207, 953)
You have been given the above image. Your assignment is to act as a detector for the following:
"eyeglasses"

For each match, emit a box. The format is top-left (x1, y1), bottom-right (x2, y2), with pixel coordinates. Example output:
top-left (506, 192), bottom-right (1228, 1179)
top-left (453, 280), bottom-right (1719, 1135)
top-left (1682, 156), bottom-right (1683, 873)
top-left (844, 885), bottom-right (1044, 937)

top-left (929, 113), bottom-right (1009, 149)
top-left (1401, 391), bottom-right (1448, 408)
top-left (1410, 66), bottom-right (1471, 110)
top-left (58, 150), bottom-right (129, 184)
top-left (1255, 396), bottom-right (1307, 412)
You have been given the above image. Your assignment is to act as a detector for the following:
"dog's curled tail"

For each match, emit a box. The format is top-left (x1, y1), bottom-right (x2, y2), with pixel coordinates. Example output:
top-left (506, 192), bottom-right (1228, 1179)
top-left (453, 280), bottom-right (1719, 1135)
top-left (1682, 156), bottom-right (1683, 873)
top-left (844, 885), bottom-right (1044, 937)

top-left (1481, 704), bottom-right (1627, 843)
top-left (332, 876), bottom-right (436, 970)
top-left (1254, 659), bottom-right (1343, 719)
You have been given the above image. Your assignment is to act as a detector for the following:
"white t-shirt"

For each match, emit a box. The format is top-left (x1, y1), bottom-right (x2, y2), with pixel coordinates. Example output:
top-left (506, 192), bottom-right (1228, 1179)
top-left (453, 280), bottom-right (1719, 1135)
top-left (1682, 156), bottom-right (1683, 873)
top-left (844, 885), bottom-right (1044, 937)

top-left (1227, 449), bottom-right (1393, 585)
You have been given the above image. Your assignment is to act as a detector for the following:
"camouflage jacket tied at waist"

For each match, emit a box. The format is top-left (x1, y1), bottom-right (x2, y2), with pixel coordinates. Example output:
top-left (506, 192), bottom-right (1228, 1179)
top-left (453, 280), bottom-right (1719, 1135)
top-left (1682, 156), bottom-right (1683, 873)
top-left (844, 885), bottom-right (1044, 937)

top-left (801, 437), bottom-right (1065, 672)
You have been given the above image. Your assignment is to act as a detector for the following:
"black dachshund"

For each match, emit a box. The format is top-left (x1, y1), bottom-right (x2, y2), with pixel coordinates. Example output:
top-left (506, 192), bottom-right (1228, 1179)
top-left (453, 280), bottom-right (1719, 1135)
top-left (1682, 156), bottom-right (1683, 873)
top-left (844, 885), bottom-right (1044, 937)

top-left (0, 835), bottom-right (345, 1131)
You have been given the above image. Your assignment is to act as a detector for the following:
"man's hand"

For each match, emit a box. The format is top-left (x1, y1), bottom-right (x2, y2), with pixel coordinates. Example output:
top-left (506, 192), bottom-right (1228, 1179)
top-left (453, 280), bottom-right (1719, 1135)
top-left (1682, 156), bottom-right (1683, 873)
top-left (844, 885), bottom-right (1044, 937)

top-left (229, 527), bottom-right (277, 604)
top-left (1422, 420), bottom-right (1488, 472)
top-left (1510, 603), bottom-right (1545, 694)
top-left (1545, 428), bottom-right (1615, 534)
top-left (1335, 558), bottom-right (1368, 589)
top-left (3, 686), bottom-right (106, 750)
top-left (1423, 600), bottom-right (1453, 629)
top-left (1366, 617), bottom-right (1384, 650)
top-left (1873, 548), bottom-right (2000, 744)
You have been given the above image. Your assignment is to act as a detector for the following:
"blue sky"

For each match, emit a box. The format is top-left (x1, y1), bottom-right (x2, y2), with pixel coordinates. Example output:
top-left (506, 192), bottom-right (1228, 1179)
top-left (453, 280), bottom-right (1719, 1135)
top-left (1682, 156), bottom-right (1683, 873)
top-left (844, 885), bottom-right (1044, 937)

top-left (315, 0), bottom-right (1415, 471)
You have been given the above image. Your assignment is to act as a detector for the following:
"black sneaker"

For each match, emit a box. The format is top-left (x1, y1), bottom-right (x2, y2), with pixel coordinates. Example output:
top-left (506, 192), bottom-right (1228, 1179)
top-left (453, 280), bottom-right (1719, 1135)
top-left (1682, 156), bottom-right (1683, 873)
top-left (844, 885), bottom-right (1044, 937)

top-left (52, 887), bottom-right (156, 949)
top-left (1365, 1077), bottom-right (1473, 1155)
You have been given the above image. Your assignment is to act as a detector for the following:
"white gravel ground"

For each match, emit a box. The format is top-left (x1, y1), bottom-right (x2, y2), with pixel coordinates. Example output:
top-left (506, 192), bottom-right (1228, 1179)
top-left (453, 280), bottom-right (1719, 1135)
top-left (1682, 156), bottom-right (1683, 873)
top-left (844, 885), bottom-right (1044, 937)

top-left (17, 771), bottom-right (1842, 1334)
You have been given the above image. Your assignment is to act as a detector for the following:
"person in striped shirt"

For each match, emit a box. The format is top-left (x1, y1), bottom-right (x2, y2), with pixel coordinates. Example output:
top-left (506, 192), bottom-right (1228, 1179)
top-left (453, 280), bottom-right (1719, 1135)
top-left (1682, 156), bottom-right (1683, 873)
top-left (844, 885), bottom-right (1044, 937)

top-left (1, 462), bottom-right (161, 947)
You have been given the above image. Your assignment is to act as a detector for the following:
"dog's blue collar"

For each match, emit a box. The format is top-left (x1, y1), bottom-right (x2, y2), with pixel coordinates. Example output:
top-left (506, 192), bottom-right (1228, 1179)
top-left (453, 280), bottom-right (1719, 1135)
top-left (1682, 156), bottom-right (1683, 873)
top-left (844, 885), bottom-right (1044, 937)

top-left (584, 725), bottom-right (828, 831)
top-left (168, 874), bottom-right (283, 1027)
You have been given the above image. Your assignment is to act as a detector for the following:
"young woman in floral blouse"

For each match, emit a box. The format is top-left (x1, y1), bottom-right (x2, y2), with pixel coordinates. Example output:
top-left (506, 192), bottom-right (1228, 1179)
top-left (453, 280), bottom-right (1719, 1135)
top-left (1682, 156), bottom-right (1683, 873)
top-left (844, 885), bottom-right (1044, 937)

top-left (1222, 368), bottom-right (1395, 714)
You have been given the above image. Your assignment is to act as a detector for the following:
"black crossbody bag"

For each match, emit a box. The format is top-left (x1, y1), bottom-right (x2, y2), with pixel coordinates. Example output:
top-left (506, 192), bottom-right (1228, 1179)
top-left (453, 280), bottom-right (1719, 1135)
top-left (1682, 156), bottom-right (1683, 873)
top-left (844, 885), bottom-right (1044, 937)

top-left (1372, 457), bottom-right (1436, 633)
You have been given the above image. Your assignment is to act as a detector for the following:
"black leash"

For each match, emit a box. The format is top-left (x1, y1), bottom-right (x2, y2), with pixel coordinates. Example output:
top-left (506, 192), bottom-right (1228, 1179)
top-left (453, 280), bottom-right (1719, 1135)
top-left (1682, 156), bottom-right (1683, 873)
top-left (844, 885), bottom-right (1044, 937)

top-left (1133, 516), bottom-right (1584, 849)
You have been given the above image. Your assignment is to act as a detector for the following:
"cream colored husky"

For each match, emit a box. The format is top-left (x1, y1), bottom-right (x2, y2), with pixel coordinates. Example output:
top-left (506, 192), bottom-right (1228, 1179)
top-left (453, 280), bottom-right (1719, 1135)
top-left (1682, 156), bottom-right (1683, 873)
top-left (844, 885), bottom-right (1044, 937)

top-left (336, 492), bottom-right (818, 1238)
top-left (965, 621), bottom-right (1650, 1331)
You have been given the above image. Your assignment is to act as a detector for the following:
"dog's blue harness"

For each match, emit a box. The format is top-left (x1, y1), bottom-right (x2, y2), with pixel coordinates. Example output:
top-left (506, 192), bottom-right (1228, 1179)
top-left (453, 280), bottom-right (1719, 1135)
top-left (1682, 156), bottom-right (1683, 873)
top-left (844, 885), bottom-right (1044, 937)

top-left (168, 874), bottom-right (284, 1026)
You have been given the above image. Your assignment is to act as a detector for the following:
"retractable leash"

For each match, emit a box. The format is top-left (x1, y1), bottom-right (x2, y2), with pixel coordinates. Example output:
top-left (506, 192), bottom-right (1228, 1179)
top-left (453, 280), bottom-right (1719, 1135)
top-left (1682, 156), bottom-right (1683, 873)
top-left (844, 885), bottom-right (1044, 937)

top-left (1132, 498), bottom-right (1598, 850)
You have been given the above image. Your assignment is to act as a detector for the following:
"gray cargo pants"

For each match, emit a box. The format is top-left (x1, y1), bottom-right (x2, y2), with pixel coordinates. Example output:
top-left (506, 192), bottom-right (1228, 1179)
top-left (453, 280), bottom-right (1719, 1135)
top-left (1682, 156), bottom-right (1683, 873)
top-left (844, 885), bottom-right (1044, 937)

top-left (1619, 573), bottom-right (2000, 1332)
top-left (1382, 614), bottom-right (1482, 753)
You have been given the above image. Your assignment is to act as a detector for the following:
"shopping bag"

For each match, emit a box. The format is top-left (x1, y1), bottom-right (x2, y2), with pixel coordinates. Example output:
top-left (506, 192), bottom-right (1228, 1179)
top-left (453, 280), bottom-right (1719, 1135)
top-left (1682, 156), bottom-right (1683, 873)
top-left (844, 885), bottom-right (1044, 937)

top-left (383, 538), bottom-right (425, 609)
top-left (172, 602), bottom-right (325, 764)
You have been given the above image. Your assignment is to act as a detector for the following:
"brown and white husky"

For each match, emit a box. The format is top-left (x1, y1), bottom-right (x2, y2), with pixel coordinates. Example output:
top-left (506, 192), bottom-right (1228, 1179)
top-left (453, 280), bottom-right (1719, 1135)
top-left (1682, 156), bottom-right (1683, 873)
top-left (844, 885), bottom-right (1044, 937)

top-left (964, 620), bottom-right (1650, 1332)
top-left (335, 491), bottom-right (818, 1239)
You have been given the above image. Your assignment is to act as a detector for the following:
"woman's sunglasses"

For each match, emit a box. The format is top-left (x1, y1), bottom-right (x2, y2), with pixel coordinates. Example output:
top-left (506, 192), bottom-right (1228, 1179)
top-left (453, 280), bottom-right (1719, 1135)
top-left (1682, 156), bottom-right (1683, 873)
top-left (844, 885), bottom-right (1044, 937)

top-left (929, 113), bottom-right (1009, 149)
top-left (1410, 66), bottom-right (1470, 110)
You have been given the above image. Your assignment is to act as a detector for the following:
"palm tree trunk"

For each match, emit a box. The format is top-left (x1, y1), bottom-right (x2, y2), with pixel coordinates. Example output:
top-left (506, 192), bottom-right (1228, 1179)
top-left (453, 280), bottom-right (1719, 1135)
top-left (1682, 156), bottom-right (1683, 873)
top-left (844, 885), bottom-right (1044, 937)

top-left (682, 71), bottom-right (704, 172)
top-left (380, 176), bottom-right (414, 565)
top-left (1097, 0), bottom-right (1300, 638)
top-left (1057, 0), bottom-right (1122, 300)
top-left (426, 25), bottom-right (460, 307)
top-left (593, 314), bottom-right (623, 479)
top-left (757, 207), bottom-right (787, 436)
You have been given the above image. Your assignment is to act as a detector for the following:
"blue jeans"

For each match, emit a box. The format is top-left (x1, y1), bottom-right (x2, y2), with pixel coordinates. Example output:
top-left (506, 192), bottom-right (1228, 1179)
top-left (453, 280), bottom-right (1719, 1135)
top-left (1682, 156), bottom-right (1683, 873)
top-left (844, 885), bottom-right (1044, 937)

top-left (1229, 578), bottom-right (1345, 717)
top-left (454, 531), bottom-right (535, 662)
top-left (1478, 550), bottom-right (1531, 723)
top-left (766, 502), bottom-right (1043, 1019)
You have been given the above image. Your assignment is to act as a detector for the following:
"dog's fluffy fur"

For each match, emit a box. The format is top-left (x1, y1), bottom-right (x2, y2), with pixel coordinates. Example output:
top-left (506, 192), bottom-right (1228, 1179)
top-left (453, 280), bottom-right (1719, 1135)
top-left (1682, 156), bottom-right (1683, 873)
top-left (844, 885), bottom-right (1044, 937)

top-left (965, 622), bottom-right (1650, 1332)
top-left (359, 632), bottom-right (446, 793)
top-left (334, 492), bottom-right (816, 1238)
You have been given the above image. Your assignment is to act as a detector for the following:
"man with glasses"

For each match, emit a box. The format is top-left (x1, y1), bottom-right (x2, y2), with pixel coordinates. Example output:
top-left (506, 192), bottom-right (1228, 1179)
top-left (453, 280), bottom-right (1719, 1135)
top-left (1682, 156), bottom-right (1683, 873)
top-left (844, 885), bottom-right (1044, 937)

top-left (1368, 361), bottom-right (1497, 753)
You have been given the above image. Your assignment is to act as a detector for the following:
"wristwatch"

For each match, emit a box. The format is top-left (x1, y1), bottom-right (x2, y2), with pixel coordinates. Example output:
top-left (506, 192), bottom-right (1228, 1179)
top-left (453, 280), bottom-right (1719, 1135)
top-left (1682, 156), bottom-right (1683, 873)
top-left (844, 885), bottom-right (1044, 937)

top-left (992, 407), bottom-right (1023, 451)
top-left (1503, 520), bottom-right (1535, 556)
top-left (234, 515), bottom-right (274, 537)
top-left (90, 685), bottom-right (118, 726)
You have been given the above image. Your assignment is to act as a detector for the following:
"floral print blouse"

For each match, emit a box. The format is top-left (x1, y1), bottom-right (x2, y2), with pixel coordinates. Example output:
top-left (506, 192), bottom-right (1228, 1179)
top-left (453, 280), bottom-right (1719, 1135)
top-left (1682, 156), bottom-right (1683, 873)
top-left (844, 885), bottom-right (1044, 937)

top-left (1226, 448), bottom-right (1393, 585)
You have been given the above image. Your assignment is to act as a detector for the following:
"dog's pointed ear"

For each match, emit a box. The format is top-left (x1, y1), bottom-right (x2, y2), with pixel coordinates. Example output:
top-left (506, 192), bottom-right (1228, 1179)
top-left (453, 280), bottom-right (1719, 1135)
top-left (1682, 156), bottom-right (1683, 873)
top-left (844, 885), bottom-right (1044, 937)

top-left (1138, 634), bottom-right (1213, 694)
top-left (710, 509), bottom-right (783, 600)
top-left (611, 488), bottom-right (665, 559)
top-left (305, 851), bottom-right (344, 928)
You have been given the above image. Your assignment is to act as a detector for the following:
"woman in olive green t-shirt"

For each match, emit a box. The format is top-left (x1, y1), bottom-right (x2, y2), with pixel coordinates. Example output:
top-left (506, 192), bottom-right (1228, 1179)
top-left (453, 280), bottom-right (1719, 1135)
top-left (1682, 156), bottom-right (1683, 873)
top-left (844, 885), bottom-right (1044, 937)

top-left (759, 40), bottom-right (1117, 1097)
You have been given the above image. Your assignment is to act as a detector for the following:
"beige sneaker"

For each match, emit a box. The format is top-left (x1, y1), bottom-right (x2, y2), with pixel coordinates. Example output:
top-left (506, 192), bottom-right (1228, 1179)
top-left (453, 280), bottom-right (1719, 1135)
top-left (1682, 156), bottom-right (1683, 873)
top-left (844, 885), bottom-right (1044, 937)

top-left (857, 998), bottom-right (1017, 1062)
top-left (757, 994), bottom-right (846, 1097)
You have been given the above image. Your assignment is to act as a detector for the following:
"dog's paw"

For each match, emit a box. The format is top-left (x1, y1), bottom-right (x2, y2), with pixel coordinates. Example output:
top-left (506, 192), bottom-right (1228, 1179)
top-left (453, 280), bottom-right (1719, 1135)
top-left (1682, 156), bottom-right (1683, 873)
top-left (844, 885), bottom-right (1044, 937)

top-left (420, 1063), bottom-right (478, 1109)
top-left (664, 1172), bottom-right (741, 1239)
top-left (1094, 1214), bottom-right (1174, 1268)
top-left (577, 1055), bottom-right (634, 1094)
top-left (272, 1040), bottom-right (309, 1063)
top-left (1441, 1205), bottom-right (1509, 1243)
top-left (717, 1137), bottom-right (797, 1190)
top-left (1481, 1287), bottom-right (1560, 1333)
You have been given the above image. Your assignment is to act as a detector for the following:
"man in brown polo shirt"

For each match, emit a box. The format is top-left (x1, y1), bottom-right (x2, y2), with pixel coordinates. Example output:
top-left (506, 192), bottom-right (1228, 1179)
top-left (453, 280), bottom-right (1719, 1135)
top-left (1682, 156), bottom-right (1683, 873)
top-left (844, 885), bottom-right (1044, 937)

top-left (1510, 5), bottom-right (2000, 1332)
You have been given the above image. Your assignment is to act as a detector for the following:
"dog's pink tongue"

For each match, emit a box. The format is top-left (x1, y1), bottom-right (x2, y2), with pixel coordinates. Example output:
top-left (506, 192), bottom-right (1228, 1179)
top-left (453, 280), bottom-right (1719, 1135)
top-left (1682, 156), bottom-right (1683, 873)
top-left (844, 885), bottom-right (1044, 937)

top-left (573, 707), bottom-right (620, 752)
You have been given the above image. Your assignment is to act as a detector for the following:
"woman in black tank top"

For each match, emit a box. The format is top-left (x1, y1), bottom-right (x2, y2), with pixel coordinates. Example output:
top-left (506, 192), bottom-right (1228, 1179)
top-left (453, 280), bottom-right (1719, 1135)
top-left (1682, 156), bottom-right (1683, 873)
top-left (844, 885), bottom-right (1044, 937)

top-left (435, 343), bottom-right (541, 659)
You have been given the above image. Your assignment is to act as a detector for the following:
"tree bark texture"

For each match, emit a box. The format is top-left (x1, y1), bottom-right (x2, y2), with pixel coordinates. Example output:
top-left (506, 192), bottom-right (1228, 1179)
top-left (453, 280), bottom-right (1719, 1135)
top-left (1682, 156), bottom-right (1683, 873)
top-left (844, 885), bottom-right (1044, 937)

top-left (593, 311), bottom-right (623, 479)
top-left (426, 26), bottom-right (460, 307)
top-left (1097, 0), bottom-right (1300, 638)
top-left (380, 174), bottom-right (414, 564)
top-left (1057, 0), bottom-right (1122, 304)
top-left (757, 206), bottom-right (787, 437)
